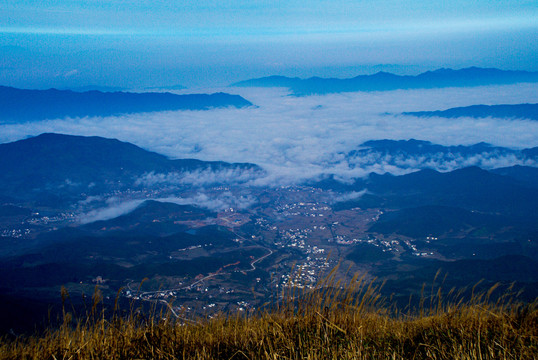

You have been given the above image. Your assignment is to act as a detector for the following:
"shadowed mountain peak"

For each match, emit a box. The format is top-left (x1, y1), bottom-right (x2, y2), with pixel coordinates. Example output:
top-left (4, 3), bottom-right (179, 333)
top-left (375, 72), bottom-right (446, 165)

top-left (0, 133), bottom-right (261, 201)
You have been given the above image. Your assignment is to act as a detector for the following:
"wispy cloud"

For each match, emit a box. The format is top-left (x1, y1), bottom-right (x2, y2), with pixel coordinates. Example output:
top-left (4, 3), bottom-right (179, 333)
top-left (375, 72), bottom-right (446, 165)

top-left (76, 193), bottom-right (257, 224)
top-left (332, 190), bottom-right (368, 203)
top-left (77, 198), bottom-right (144, 224)
top-left (156, 193), bottom-right (257, 212)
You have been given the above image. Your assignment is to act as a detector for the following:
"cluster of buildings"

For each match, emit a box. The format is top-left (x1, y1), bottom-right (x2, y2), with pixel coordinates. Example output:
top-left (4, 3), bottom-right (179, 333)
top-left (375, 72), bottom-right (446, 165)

top-left (0, 228), bottom-right (31, 238)
top-left (25, 212), bottom-right (75, 225)
top-left (275, 201), bottom-right (331, 217)
top-left (277, 256), bottom-right (332, 290)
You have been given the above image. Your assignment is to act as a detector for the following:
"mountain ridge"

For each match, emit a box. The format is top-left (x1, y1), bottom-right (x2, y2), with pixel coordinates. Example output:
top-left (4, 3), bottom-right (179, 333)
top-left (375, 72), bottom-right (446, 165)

top-left (332, 166), bottom-right (538, 219)
top-left (232, 67), bottom-right (538, 95)
top-left (0, 133), bottom-right (261, 202)
top-left (343, 139), bottom-right (538, 174)
top-left (0, 86), bottom-right (253, 123)
top-left (404, 103), bottom-right (538, 120)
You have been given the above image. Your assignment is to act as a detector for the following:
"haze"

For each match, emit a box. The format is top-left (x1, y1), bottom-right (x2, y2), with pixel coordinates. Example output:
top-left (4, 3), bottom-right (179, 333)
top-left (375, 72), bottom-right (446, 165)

top-left (1, 1), bottom-right (537, 89)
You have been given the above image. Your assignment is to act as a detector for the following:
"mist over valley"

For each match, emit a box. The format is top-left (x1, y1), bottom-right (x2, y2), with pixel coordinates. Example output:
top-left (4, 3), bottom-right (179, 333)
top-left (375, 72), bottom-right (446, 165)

top-left (1, 68), bottom-right (537, 336)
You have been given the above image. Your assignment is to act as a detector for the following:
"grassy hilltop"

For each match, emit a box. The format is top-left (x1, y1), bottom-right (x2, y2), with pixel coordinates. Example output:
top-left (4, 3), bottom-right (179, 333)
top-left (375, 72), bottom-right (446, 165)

top-left (1, 272), bottom-right (536, 360)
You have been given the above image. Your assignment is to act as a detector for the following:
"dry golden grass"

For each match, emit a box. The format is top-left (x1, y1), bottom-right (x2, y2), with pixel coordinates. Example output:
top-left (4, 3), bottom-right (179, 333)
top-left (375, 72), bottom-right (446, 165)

top-left (1, 270), bottom-right (536, 359)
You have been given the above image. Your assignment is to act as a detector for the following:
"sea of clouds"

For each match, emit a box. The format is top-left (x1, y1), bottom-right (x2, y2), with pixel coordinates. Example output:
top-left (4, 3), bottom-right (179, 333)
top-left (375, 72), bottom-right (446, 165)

top-left (4, 83), bottom-right (536, 221)
top-left (2, 83), bottom-right (538, 186)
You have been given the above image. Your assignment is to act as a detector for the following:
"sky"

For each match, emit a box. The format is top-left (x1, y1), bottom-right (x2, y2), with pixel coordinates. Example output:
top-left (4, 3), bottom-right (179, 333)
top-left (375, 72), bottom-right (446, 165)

top-left (1, 0), bottom-right (537, 88)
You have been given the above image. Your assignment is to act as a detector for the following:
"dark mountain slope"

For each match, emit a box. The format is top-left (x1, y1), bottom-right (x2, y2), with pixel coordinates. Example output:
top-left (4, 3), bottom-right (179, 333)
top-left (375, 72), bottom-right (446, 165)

top-left (368, 167), bottom-right (538, 215)
top-left (355, 139), bottom-right (510, 156)
top-left (0, 86), bottom-right (252, 123)
top-left (368, 205), bottom-right (507, 238)
top-left (0, 133), bottom-right (261, 200)
top-left (404, 103), bottom-right (538, 120)
top-left (333, 167), bottom-right (538, 219)
top-left (491, 166), bottom-right (538, 189)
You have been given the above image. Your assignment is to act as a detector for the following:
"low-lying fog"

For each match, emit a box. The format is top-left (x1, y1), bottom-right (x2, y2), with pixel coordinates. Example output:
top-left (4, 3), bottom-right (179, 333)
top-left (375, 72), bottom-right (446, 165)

top-left (2, 83), bottom-right (538, 185)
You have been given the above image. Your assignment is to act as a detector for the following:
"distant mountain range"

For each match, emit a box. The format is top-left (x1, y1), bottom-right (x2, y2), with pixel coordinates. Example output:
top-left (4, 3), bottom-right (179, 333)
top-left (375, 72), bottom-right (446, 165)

top-left (344, 139), bottom-right (538, 173)
top-left (0, 133), bottom-right (261, 203)
top-left (0, 86), bottom-right (252, 123)
top-left (403, 103), bottom-right (538, 120)
top-left (144, 84), bottom-right (187, 91)
top-left (61, 85), bottom-right (125, 92)
top-left (232, 67), bottom-right (538, 95)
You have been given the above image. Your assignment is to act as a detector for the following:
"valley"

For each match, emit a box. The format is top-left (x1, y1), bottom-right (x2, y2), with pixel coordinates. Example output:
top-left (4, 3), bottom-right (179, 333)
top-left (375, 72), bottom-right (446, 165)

top-left (1, 173), bottom-right (536, 331)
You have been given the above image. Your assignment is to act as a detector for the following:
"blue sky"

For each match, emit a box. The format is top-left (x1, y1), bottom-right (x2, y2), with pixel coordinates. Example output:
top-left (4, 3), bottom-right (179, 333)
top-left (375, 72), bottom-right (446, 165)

top-left (1, 0), bottom-right (537, 88)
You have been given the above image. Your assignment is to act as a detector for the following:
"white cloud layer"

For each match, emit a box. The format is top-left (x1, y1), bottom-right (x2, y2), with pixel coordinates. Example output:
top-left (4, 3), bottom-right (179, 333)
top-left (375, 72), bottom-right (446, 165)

top-left (2, 83), bottom-right (538, 185)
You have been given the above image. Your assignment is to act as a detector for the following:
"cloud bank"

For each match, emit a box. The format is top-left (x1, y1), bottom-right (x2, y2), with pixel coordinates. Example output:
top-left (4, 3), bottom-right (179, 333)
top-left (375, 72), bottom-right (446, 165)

top-left (2, 83), bottom-right (538, 185)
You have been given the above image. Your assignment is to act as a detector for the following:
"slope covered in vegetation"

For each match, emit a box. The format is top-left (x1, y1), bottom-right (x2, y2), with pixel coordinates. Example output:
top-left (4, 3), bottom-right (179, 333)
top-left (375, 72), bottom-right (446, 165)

top-left (1, 273), bottom-right (536, 359)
